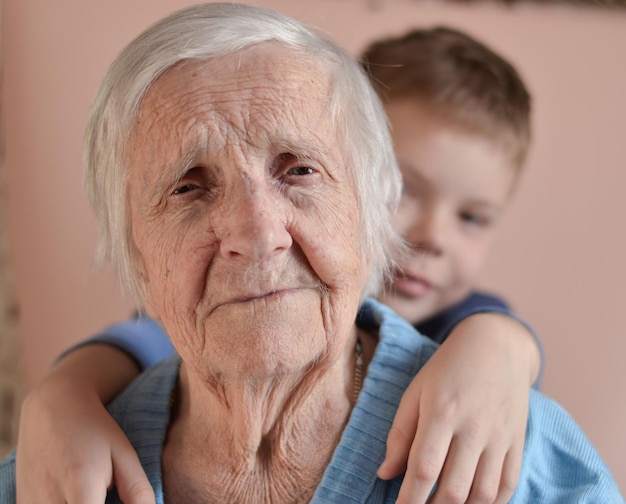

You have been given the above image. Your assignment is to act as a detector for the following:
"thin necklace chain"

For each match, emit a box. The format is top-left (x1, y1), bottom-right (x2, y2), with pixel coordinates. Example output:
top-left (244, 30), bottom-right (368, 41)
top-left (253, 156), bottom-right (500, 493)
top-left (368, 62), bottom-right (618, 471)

top-left (170, 338), bottom-right (366, 408)
top-left (353, 335), bottom-right (364, 403)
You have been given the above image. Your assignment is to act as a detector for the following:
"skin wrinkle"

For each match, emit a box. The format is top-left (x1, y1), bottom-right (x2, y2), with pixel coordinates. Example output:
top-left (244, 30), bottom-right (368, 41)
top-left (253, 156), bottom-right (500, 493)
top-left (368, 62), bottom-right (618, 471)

top-left (137, 137), bottom-right (346, 358)
top-left (173, 347), bottom-right (347, 491)
top-left (190, 349), bottom-right (350, 504)
top-left (125, 44), bottom-right (367, 503)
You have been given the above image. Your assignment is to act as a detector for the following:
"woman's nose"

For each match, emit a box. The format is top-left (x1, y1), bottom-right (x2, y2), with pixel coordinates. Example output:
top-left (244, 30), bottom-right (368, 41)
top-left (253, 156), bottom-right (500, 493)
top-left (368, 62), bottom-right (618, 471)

top-left (217, 182), bottom-right (292, 260)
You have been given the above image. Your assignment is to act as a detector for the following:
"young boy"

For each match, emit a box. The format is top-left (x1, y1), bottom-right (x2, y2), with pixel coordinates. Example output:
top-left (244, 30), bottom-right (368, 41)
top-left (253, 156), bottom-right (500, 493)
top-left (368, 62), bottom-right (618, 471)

top-left (16, 27), bottom-right (541, 504)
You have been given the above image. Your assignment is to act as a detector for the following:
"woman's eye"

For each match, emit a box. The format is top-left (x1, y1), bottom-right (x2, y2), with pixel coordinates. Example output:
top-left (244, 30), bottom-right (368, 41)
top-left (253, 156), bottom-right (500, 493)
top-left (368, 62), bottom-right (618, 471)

top-left (287, 165), bottom-right (315, 176)
top-left (173, 184), bottom-right (198, 195)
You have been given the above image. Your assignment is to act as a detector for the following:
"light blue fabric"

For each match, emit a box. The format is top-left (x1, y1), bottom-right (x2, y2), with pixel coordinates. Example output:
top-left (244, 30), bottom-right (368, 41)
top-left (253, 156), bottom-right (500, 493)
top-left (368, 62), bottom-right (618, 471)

top-left (63, 316), bottom-right (175, 371)
top-left (0, 454), bottom-right (14, 503)
top-left (0, 298), bottom-right (622, 502)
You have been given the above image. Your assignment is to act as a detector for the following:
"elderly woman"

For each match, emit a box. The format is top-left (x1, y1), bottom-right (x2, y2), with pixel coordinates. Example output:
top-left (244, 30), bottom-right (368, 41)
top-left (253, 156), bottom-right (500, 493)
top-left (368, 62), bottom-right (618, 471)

top-left (1, 3), bottom-right (622, 503)
top-left (80, 3), bottom-right (404, 501)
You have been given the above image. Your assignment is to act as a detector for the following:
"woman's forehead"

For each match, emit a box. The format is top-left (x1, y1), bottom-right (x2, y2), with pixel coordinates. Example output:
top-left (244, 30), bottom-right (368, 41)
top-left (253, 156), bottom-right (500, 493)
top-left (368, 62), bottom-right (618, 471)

top-left (143, 45), bottom-right (330, 117)
top-left (133, 46), bottom-right (336, 153)
top-left (125, 46), bottom-right (346, 189)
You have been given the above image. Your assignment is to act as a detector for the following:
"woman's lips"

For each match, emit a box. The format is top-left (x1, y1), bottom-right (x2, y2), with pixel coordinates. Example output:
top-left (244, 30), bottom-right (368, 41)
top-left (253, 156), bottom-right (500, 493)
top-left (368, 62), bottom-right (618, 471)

top-left (392, 272), bottom-right (432, 297)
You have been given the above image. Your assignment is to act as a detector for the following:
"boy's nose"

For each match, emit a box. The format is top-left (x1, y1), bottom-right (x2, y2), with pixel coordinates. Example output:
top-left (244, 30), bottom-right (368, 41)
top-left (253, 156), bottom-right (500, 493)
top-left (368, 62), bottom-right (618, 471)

top-left (406, 208), bottom-right (449, 257)
top-left (216, 181), bottom-right (292, 260)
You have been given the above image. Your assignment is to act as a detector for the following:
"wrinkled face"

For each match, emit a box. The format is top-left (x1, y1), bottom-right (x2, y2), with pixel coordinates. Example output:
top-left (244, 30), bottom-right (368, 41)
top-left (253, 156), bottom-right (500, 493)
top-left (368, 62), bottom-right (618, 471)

top-left (381, 99), bottom-right (517, 324)
top-left (126, 45), bottom-right (366, 381)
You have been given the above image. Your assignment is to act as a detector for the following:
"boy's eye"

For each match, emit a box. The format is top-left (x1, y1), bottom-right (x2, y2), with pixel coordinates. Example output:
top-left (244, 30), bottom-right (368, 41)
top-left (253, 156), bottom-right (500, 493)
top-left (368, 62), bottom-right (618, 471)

top-left (400, 179), bottom-right (425, 200)
top-left (400, 187), bottom-right (415, 202)
top-left (460, 212), bottom-right (489, 227)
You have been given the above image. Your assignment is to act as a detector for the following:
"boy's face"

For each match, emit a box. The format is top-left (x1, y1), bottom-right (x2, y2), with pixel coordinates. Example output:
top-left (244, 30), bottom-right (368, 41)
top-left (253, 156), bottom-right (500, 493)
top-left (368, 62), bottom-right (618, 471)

top-left (381, 99), bottom-right (518, 324)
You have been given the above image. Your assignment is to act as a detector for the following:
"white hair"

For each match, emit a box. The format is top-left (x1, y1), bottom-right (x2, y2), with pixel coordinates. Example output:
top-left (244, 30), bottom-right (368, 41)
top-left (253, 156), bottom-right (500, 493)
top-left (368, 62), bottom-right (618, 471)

top-left (84, 2), bottom-right (403, 303)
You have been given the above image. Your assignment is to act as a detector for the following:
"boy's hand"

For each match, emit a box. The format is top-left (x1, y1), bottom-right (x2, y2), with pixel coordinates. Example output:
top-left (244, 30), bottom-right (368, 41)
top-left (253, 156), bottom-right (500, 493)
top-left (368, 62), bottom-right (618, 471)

top-left (16, 375), bottom-right (155, 504)
top-left (377, 313), bottom-right (540, 503)
top-left (15, 344), bottom-right (154, 504)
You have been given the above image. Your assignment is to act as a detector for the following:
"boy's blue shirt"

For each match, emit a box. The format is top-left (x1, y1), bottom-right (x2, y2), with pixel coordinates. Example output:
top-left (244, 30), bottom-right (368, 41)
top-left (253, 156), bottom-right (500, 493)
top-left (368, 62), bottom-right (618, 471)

top-left (415, 291), bottom-right (509, 344)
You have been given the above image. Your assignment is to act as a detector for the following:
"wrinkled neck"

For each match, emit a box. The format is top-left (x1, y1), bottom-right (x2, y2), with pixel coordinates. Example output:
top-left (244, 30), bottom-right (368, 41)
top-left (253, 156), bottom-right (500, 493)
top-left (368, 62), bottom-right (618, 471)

top-left (161, 328), bottom-right (370, 504)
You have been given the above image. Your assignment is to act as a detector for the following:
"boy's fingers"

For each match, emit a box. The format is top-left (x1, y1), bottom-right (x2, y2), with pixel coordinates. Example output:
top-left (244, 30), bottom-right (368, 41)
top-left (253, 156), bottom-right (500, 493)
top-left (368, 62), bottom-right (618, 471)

top-left (67, 486), bottom-right (108, 504)
top-left (16, 479), bottom-right (102, 504)
top-left (429, 436), bottom-right (480, 504)
top-left (53, 475), bottom-right (107, 504)
top-left (467, 449), bottom-right (508, 504)
top-left (378, 383), bottom-right (422, 479)
top-left (112, 441), bottom-right (155, 504)
top-left (378, 425), bottom-right (412, 478)
top-left (395, 419), bottom-right (452, 504)
top-left (496, 446), bottom-right (523, 502)
top-left (115, 478), bottom-right (156, 504)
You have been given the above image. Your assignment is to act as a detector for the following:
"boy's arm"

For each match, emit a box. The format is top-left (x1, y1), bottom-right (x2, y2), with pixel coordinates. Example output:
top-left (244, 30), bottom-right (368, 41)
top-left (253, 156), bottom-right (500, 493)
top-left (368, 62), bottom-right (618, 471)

top-left (16, 317), bottom-right (172, 504)
top-left (64, 315), bottom-right (176, 373)
top-left (378, 310), bottom-right (541, 504)
top-left (422, 293), bottom-right (544, 389)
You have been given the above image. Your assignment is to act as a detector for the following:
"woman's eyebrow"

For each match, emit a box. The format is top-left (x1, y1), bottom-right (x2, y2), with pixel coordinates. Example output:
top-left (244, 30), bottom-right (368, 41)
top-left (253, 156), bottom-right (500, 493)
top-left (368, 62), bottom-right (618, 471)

top-left (161, 129), bottom-right (337, 189)
top-left (169, 146), bottom-right (207, 187)
top-left (270, 135), bottom-right (334, 161)
top-left (165, 125), bottom-right (214, 186)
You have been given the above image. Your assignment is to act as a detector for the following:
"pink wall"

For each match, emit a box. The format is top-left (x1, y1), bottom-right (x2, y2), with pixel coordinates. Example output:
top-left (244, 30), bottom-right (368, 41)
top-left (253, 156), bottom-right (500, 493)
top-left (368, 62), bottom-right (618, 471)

top-left (3, 0), bottom-right (625, 490)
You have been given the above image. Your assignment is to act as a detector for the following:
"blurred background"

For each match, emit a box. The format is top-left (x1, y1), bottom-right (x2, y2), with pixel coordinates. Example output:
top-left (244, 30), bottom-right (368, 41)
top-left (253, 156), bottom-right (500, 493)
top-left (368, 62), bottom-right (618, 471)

top-left (1, 0), bottom-right (625, 492)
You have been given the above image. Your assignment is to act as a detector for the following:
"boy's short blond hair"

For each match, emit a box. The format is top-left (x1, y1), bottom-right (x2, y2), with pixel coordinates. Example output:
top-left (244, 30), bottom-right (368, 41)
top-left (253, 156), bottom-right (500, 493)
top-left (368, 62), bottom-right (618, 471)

top-left (361, 26), bottom-right (531, 169)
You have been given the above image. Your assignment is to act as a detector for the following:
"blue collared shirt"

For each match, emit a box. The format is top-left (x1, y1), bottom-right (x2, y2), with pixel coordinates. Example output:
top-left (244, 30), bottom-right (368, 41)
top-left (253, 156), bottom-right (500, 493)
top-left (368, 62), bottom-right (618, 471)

top-left (0, 299), bottom-right (622, 502)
